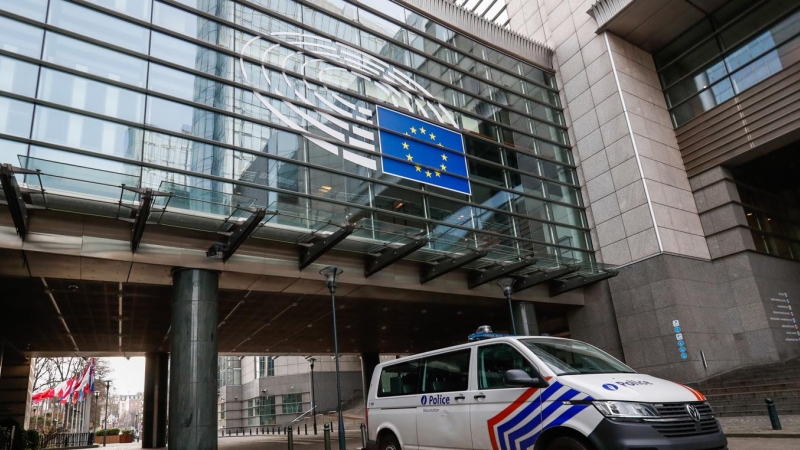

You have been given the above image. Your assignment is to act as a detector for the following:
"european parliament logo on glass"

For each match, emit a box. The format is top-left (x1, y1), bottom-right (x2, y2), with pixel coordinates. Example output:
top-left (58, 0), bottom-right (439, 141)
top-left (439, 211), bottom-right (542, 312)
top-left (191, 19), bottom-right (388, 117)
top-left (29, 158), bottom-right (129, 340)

top-left (376, 107), bottom-right (471, 195)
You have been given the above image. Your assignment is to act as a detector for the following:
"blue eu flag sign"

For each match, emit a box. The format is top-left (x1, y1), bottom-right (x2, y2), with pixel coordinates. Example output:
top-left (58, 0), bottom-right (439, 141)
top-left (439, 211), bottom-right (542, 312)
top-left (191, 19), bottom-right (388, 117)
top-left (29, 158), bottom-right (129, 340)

top-left (377, 106), bottom-right (471, 195)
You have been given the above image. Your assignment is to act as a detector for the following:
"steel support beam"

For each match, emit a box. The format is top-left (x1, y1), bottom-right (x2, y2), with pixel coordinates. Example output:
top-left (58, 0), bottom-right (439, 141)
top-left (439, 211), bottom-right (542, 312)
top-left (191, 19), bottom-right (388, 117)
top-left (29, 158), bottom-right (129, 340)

top-left (131, 189), bottom-right (154, 252)
top-left (299, 223), bottom-right (355, 270)
top-left (549, 269), bottom-right (619, 296)
top-left (207, 209), bottom-right (267, 262)
top-left (513, 265), bottom-right (579, 293)
top-left (0, 164), bottom-right (31, 240)
top-left (420, 249), bottom-right (488, 284)
top-left (468, 257), bottom-right (535, 289)
top-left (365, 236), bottom-right (429, 277)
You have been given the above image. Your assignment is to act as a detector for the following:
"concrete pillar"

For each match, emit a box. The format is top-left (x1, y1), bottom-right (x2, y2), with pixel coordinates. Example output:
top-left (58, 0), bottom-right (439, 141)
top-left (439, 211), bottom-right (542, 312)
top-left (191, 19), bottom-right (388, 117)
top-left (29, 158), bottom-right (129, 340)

top-left (512, 301), bottom-right (539, 336)
top-left (0, 339), bottom-right (33, 435)
top-left (360, 353), bottom-right (380, 407)
top-left (169, 269), bottom-right (219, 450)
top-left (143, 352), bottom-right (168, 448)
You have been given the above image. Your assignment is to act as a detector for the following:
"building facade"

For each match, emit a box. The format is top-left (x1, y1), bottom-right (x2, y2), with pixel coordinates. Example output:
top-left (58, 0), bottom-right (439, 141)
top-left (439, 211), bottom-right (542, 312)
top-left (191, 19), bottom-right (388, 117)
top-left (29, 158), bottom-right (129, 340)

top-left (0, 5), bottom-right (799, 443)
top-left (217, 355), bottom-right (362, 430)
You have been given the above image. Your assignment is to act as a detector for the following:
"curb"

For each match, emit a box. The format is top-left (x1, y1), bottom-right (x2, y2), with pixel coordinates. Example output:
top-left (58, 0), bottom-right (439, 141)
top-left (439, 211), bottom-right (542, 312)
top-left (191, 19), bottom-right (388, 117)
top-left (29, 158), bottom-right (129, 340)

top-left (725, 432), bottom-right (800, 439)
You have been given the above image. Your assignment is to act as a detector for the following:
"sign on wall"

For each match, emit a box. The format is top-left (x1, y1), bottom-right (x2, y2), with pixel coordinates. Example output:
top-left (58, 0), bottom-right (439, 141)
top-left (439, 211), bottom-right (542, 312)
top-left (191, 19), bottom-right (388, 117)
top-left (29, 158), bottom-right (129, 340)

top-left (377, 106), bottom-right (471, 195)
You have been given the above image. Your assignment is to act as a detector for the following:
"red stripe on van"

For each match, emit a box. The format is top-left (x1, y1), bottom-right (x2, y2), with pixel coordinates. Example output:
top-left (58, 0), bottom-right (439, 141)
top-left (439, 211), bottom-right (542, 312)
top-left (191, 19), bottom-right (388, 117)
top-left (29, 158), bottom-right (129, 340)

top-left (487, 387), bottom-right (539, 450)
top-left (675, 382), bottom-right (705, 401)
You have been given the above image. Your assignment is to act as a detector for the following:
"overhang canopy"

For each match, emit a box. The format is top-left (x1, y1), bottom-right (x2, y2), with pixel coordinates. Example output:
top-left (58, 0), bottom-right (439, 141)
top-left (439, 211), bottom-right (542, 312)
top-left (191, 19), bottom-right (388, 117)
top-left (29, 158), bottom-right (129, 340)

top-left (588, 0), bottom-right (729, 52)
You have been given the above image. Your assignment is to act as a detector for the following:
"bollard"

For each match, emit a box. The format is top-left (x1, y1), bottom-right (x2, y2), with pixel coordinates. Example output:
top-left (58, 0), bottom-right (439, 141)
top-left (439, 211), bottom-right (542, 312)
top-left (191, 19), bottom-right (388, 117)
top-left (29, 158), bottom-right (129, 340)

top-left (250, 428), bottom-right (252, 435)
top-left (360, 423), bottom-right (368, 449)
top-left (288, 426), bottom-right (294, 450)
top-left (323, 424), bottom-right (332, 450)
top-left (766, 398), bottom-right (783, 430)
top-left (305, 423), bottom-right (308, 435)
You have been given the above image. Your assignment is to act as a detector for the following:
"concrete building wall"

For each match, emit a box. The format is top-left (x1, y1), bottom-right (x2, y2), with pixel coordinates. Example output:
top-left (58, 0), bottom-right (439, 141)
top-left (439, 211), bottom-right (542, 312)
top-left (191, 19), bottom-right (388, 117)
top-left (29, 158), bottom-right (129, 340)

top-left (506, 0), bottom-right (800, 382)
top-left (507, 0), bottom-right (708, 266)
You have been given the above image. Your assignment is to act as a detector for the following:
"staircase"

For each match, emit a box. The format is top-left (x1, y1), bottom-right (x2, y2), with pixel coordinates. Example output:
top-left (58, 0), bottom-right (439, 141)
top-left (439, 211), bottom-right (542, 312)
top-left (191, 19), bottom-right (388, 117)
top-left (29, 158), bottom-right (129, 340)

top-left (689, 357), bottom-right (800, 417)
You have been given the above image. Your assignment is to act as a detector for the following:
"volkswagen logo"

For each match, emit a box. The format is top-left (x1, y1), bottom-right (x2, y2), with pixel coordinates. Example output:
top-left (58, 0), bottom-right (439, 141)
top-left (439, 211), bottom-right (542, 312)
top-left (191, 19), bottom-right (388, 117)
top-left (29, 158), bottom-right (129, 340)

top-left (685, 404), bottom-right (701, 422)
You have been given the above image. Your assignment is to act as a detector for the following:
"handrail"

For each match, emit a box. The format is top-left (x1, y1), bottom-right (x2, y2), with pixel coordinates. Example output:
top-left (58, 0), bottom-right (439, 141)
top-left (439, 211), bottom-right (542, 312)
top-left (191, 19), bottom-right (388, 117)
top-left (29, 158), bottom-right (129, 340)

top-left (291, 406), bottom-right (316, 423)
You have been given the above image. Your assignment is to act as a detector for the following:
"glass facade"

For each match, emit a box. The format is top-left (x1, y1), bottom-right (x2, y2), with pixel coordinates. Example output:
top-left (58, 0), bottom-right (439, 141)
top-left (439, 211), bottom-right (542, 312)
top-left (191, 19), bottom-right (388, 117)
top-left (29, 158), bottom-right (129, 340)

top-left (655, 0), bottom-right (800, 127)
top-left (246, 396), bottom-right (276, 425)
top-left (0, 0), bottom-right (595, 266)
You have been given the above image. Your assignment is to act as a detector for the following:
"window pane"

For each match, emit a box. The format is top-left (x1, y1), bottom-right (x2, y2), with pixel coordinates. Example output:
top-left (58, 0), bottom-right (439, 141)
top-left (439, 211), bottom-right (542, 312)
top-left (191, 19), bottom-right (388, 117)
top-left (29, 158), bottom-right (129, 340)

top-left (0, 138), bottom-right (28, 167)
top-left (478, 344), bottom-right (537, 390)
top-left (48, 0), bottom-right (150, 53)
top-left (148, 63), bottom-right (233, 111)
top-left (42, 32), bottom-right (148, 88)
top-left (0, 16), bottom-right (44, 58)
top-left (0, 96), bottom-right (34, 138)
top-left (84, 0), bottom-right (152, 21)
top-left (0, 55), bottom-right (39, 97)
top-left (146, 97), bottom-right (233, 144)
top-left (0, 0), bottom-right (48, 21)
top-left (421, 350), bottom-right (470, 393)
top-left (150, 32), bottom-right (234, 79)
top-left (378, 360), bottom-right (420, 397)
top-left (38, 68), bottom-right (145, 122)
top-left (32, 106), bottom-right (143, 159)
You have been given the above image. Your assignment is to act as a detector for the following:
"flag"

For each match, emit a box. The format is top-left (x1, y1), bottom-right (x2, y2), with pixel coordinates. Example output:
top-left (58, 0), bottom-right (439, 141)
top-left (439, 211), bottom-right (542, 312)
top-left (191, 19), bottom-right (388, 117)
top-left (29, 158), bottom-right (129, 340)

top-left (55, 377), bottom-right (75, 403)
top-left (32, 386), bottom-right (54, 403)
top-left (377, 106), bottom-right (471, 195)
top-left (74, 359), bottom-right (95, 403)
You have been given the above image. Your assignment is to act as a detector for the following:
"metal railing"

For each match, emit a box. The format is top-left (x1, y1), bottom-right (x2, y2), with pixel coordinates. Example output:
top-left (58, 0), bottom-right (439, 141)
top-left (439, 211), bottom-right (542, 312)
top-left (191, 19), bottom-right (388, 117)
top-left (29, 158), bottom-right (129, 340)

top-left (41, 432), bottom-right (95, 448)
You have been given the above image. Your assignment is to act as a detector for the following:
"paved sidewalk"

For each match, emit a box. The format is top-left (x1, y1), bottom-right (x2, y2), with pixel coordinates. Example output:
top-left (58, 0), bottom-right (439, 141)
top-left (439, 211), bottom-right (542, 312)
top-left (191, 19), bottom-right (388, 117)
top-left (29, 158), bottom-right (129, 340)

top-left (719, 415), bottom-right (800, 437)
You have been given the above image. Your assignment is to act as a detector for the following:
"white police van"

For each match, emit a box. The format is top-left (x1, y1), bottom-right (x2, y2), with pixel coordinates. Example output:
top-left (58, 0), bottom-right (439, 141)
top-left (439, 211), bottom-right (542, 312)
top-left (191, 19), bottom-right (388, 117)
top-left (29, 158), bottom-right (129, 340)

top-left (366, 328), bottom-right (726, 450)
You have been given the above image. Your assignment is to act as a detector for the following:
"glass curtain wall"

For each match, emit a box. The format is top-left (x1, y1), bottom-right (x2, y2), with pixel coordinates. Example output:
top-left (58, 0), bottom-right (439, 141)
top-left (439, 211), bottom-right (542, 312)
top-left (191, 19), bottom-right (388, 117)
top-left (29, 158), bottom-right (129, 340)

top-left (0, 0), bottom-right (593, 263)
top-left (655, 0), bottom-right (800, 127)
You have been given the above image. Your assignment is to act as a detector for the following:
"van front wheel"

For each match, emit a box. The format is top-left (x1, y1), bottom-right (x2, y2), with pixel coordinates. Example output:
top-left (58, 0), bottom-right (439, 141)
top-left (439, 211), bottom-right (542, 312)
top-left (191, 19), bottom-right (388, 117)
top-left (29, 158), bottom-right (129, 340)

top-left (379, 433), bottom-right (401, 450)
top-left (545, 436), bottom-right (590, 450)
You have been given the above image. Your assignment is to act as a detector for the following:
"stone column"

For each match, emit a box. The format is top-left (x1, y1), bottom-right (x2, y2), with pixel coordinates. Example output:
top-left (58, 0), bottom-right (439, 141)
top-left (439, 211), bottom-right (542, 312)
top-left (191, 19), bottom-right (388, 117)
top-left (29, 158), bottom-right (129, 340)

top-left (142, 352), bottom-right (168, 448)
top-left (512, 301), bottom-right (539, 336)
top-left (0, 339), bottom-right (33, 440)
top-left (169, 269), bottom-right (219, 450)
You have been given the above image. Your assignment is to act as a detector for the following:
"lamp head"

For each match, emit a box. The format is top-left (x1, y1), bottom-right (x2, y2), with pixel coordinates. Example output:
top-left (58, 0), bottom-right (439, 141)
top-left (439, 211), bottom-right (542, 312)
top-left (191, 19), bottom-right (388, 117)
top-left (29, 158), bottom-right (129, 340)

top-left (319, 266), bottom-right (343, 289)
top-left (497, 277), bottom-right (515, 295)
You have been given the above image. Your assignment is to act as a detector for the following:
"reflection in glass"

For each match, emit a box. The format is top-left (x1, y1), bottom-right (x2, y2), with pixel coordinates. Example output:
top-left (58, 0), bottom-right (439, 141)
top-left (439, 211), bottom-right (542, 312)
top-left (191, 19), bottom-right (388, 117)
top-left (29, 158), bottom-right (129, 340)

top-left (33, 106), bottom-right (143, 160)
top-left (0, 96), bottom-right (34, 138)
top-left (0, 0), bottom-right (48, 21)
top-left (0, 55), bottom-right (39, 98)
top-left (48, 0), bottom-right (150, 53)
top-left (38, 68), bottom-right (146, 123)
top-left (0, 16), bottom-right (44, 58)
top-left (43, 32), bottom-right (148, 88)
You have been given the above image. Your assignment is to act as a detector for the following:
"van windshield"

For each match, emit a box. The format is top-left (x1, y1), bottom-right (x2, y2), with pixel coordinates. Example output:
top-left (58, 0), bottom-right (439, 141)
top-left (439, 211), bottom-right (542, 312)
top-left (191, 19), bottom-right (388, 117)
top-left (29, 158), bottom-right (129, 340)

top-left (520, 338), bottom-right (635, 375)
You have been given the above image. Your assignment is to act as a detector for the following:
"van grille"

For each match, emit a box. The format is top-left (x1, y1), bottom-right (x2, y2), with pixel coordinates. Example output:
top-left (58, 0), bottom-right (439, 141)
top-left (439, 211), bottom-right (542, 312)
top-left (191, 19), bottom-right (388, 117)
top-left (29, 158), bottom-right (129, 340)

top-left (649, 402), bottom-right (720, 438)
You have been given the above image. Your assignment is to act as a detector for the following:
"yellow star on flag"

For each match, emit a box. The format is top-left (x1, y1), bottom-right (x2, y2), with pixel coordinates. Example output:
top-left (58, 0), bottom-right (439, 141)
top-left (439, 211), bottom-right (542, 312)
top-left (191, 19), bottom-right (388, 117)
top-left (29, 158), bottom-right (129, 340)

top-left (440, 164), bottom-right (447, 171)
top-left (420, 126), bottom-right (426, 134)
top-left (425, 170), bottom-right (432, 178)
top-left (441, 154), bottom-right (448, 161)
top-left (415, 165), bottom-right (421, 172)
top-left (429, 133), bottom-right (436, 140)
top-left (435, 171), bottom-right (441, 177)
top-left (402, 142), bottom-right (409, 149)
top-left (406, 154), bottom-right (413, 161)
top-left (410, 126), bottom-right (417, 134)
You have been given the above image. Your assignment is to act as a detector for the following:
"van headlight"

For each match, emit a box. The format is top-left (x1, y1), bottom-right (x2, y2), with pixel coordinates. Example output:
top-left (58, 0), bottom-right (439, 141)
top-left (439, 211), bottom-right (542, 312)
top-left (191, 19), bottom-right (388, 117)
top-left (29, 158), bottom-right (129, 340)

top-left (592, 401), bottom-right (660, 418)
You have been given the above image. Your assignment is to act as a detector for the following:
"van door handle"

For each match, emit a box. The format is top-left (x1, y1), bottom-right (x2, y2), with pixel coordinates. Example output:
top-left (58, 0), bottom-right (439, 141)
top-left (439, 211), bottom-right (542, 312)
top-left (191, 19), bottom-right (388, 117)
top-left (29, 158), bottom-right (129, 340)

top-left (454, 395), bottom-right (465, 401)
top-left (474, 394), bottom-right (486, 400)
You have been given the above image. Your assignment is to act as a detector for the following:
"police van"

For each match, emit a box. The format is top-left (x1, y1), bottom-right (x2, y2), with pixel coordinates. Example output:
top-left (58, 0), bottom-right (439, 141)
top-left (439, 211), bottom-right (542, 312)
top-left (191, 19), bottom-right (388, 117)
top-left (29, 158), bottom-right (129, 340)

top-left (365, 328), bottom-right (726, 450)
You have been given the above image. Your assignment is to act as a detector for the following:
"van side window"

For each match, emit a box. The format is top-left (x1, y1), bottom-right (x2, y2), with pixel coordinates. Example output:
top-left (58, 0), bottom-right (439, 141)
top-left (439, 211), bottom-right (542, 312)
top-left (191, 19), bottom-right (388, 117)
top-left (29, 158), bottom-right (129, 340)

top-left (378, 361), bottom-right (420, 397)
top-left (478, 344), bottom-right (538, 390)
top-left (421, 350), bottom-right (470, 393)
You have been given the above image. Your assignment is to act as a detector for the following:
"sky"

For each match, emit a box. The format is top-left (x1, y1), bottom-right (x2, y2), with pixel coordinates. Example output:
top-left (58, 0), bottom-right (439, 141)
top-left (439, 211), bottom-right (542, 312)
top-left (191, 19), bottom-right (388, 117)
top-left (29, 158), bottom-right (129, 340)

top-left (106, 357), bottom-right (146, 396)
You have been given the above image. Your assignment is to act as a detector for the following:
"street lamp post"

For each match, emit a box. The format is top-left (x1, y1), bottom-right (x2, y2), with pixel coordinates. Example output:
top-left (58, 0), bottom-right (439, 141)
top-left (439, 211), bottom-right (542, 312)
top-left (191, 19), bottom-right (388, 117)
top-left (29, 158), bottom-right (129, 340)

top-left (306, 357), bottom-right (318, 435)
top-left (94, 390), bottom-right (100, 431)
top-left (497, 278), bottom-right (517, 335)
top-left (319, 266), bottom-right (345, 450)
top-left (103, 380), bottom-right (111, 447)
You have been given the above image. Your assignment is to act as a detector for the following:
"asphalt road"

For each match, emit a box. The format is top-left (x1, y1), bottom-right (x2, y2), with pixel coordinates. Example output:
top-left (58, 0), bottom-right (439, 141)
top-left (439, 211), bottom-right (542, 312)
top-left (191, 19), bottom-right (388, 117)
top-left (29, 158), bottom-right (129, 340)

top-left (213, 435), bottom-right (800, 450)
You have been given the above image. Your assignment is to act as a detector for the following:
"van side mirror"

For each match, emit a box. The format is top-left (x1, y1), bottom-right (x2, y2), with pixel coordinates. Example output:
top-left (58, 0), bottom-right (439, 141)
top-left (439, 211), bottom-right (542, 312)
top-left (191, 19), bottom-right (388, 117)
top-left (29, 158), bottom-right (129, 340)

top-left (504, 369), bottom-right (547, 388)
